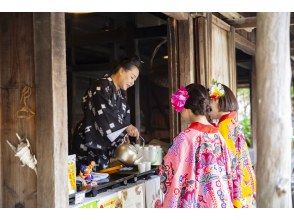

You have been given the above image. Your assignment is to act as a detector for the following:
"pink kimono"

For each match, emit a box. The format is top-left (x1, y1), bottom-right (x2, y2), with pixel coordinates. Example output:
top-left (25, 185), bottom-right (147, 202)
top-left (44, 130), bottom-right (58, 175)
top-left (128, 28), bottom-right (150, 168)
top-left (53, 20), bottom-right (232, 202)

top-left (158, 122), bottom-right (234, 208)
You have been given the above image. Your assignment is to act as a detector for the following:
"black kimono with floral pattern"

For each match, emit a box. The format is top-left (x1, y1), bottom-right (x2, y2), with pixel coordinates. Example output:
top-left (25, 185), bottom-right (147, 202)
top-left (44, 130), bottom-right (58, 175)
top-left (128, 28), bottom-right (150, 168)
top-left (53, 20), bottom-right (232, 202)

top-left (72, 76), bottom-right (131, 170)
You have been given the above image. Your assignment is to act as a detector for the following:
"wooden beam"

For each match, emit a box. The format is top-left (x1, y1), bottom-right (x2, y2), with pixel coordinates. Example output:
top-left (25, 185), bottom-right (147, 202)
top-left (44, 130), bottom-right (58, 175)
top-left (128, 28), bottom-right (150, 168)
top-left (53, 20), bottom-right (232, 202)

top-left (227, 17), bottom-right (256, 29)
top-left (227, 16), bottom-right (294, 30)
top-left (237, 60), bottom-right (252, 70)
top-left (235, 33), bottom-right (255, 55)
top-left (219, 12), bottom-right (243, 20)
top-left (34, 12), bottom-right (68, 208)
top-left (164, 12), bottom-right (189, 20)
top-left (219, 13), bottom-right (254, 32)
top-left (212, 15), bottom-right (231, 31)
top-left (255, 12), bottom-right (292, 208)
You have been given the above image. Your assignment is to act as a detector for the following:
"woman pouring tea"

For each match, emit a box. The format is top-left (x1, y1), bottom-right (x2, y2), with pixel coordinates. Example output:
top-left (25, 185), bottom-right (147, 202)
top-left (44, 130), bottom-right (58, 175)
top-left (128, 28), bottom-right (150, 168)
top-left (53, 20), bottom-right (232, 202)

top-left (71, 56), bottom-right (142, 170)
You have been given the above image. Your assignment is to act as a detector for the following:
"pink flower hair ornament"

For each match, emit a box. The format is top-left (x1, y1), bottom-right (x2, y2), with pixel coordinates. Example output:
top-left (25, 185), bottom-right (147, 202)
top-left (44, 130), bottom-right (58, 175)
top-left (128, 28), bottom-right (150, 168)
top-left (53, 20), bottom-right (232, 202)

top-left (171, 86), bottom-right (189, 112)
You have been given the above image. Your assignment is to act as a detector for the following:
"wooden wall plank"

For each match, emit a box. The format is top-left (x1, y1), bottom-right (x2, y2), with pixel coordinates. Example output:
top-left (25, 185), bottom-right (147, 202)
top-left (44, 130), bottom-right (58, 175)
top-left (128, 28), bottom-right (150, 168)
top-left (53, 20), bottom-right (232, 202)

top-left (211, 21), bottom-right (230, 86)
top-left (34, 12), bottom-right (68, 208)
top-left (228, 26), bottom-right (237, 94)
top-left (0, 13), bottom-right (37, 208)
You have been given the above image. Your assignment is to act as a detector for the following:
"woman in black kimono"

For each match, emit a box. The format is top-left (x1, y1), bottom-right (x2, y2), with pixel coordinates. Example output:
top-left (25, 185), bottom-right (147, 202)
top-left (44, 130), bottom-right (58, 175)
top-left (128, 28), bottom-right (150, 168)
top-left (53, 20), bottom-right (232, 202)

top-left (71, 56), bottom-right (141, 170)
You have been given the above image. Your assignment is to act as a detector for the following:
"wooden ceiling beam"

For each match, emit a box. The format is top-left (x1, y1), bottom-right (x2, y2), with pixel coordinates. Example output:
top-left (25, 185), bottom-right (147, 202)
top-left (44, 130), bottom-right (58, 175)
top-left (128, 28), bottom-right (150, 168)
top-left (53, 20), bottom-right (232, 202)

top-left (226, 16), bottom-right (294, 30)
top-left (237, 61), bottom-right (252, 70)
top-left (226, 17), bottom-right (256, 29)
top-left (163, 12), bottom-right (189, 20)
top-left (235, 33), bottom-right (255, 55)
top-left (219, 12), bottom-right (254, 32)
top-left (219, 12), bottom-right (243, 20)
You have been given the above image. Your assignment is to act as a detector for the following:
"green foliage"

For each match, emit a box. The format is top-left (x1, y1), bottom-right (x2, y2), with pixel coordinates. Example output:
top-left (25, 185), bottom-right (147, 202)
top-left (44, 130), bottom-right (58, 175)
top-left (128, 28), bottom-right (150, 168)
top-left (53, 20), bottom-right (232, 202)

top-left (240, 116), bottom-right (252, 147)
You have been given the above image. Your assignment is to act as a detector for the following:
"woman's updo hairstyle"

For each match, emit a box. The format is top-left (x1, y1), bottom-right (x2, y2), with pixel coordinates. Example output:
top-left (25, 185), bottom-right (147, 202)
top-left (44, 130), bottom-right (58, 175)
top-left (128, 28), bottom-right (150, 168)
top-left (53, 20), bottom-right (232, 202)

top-left (112, 55), bottom-right (142, 74)
top-left (184, 83), bottom-right (211, 115)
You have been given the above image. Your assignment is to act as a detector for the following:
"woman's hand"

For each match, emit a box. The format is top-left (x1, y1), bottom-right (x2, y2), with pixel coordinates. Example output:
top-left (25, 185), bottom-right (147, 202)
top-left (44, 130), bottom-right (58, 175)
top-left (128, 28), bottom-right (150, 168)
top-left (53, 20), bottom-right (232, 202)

top-left (126, 124), bottom-right (139, 140)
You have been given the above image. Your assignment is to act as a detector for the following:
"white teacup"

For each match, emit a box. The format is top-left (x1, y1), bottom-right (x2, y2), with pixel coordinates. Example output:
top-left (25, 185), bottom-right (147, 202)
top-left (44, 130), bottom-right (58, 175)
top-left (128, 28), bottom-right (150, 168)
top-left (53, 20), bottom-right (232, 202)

top-left (144, 161), bottom-right (151, 171)
top-left (138, 162), bottom-right (146, 173)
top-left (149, 146), bottom-right (157, 164)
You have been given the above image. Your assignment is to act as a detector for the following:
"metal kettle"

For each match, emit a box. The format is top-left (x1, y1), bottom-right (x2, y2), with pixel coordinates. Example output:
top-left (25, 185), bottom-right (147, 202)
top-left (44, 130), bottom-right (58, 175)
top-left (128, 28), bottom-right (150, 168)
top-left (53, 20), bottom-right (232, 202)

top-left (114, 135), bottom-right (145, 166)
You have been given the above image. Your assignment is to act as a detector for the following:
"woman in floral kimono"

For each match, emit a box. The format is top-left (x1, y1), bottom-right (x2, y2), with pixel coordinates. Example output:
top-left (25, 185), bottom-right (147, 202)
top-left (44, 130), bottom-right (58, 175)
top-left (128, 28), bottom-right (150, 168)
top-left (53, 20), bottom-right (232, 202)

top-left (71, 56), bottom-right (142, 171)
top-left (208, 81), bottom-right (256, 208)
top-left (158, 84), bottom-right (234, 208)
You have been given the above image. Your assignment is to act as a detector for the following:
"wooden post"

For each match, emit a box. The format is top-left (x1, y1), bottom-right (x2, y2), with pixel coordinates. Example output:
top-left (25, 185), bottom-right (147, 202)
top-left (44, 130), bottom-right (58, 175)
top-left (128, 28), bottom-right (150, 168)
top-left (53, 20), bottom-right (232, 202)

top-left (65, 14), bottom-right (74, 153)
top-left (255, 12), bottom-right (292, 208)
top-left (134, 40), bottom-right (141, 134)
top-left (178, 16), bottom-right (195, 130)
top-left (194, 14), bottom-right (212, 87)
top-left (251, 58), bottom-right (257, 166)
top-left (0, 37), bottom-right (2, 209)
top-left (167, 18), bottom-right (180, 140)
top-left (34, 13), bottom-right (68, 208)
top-left (0, 13), bottom-right (37, 208)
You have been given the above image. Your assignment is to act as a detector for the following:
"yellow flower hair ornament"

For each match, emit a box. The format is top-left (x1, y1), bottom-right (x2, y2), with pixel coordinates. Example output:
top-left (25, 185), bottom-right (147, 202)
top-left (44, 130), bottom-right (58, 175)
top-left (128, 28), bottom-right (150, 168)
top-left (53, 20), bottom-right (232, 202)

top-left (209, 79), bottom-right (225, 99)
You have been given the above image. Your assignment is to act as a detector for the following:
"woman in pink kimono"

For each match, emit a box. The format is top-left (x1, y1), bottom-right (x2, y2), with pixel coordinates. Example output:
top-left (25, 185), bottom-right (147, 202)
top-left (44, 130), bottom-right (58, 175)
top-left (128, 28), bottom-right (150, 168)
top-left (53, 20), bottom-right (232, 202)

top-left (158, 84), bottom-right (234, 208)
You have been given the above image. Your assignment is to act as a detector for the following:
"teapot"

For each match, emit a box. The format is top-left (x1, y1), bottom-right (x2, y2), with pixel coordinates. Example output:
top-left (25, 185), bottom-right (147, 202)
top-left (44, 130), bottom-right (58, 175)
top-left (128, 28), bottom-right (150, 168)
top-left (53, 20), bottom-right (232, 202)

top-left (114, 135), bottom-right (145, 166)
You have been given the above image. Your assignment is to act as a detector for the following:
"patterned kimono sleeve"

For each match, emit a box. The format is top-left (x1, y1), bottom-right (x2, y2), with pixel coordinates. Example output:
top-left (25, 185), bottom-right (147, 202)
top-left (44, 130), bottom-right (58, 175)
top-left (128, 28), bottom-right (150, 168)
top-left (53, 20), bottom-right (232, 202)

top-left (91, 81), bottom-right (130, 138)
top-left (236, 130), bottom-right (256, 207)
top-left (158, 132), bottom-right (189, 208)
top-left (220, 136), bottom-right (234, 205)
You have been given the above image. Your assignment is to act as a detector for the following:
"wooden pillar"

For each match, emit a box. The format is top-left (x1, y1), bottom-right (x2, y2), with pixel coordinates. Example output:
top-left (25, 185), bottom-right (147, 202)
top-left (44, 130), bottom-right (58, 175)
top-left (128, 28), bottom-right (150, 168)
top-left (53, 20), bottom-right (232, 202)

top-left (0, 30), bottom-right (2, 208)
top-left (178, 16), bottom-right (195, 130)
top-left (0, 13), bottom-right (37, 208)
top-left (194, 14), bottom-right (212, 87)
top-left (34, 13), bottom-right (68, 208)
top-left (134, 40), bottom-right (141, 134)
top-left (167, 18), bottom-right (180, 140)
top-left (255, 12), bottom-right (292, 208)
top-left (65, 14), bottom-right (74, 153)
top-left (251, 58), bottom-right (257, 166)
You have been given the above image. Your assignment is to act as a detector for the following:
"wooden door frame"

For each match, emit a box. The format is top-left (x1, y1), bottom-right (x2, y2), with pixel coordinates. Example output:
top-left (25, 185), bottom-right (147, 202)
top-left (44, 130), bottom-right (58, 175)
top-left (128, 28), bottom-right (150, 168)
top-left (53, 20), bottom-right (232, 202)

top-left (166, 13), bottom-right (196, 140)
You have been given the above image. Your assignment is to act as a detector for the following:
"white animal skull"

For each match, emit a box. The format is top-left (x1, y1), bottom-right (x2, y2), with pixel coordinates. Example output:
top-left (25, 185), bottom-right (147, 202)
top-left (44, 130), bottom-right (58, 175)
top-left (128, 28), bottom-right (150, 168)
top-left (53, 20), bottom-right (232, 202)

top-left (7, 133), bottom-right (37, 175)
